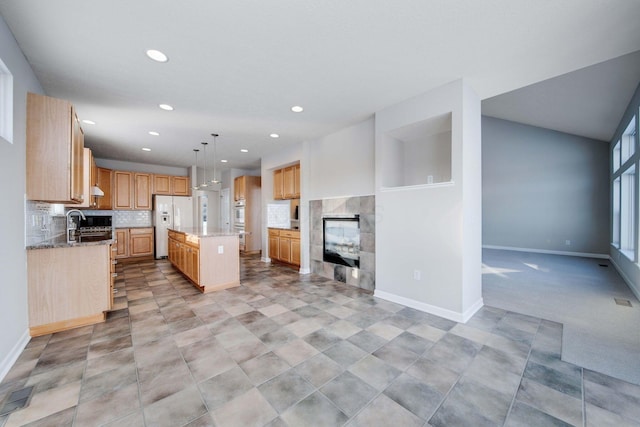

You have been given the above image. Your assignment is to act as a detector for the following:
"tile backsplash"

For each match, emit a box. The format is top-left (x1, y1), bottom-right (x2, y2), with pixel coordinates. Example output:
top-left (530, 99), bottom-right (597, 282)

top-left (25, 202), bottom-right (153, 247)
top-left (113, 210), bottom-right (152, 228)
top-left (25, 201), bottom-right (66, 246)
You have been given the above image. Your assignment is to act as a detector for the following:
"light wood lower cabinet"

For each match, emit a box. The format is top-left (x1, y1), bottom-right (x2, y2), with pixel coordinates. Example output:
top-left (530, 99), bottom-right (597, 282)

top-left (27, 244), bottom-right (111, 336)
top-left (115, 228), bottom-right (154, 259)
top-left (268, 228), bottom-right (300, 267)
top-left (168, 229), bottom-right (239, 293)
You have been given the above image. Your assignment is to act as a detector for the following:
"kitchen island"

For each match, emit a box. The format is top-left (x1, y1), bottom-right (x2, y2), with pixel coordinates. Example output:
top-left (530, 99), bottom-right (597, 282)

top-left (167, 227), bottom-right (240, 293)
top-left (26, 236), bottom-right (115, 336)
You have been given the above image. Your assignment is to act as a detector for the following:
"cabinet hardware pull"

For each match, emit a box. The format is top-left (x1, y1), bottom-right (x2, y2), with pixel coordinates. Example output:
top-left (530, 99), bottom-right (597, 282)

top-left (112, 273), bottom-right (118, 278)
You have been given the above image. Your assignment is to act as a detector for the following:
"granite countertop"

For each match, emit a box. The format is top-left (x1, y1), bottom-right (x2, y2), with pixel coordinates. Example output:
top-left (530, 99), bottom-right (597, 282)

top-left (169, 227), bottom-right (239, 238)
top-left (268, 227), bottom-right (300, 231)
top-left (27, 235), bottom-right (115, 250)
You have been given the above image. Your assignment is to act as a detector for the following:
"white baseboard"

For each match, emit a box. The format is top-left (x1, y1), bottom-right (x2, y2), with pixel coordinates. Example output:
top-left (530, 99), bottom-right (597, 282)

top-left (0, 329), bottom-right (30, 383)
top-left (261, 257), bottom-right (271, 263)
top-left (373, 290), bottom-right (483, 323)
top-left (483, 245), bottom-right (609, 259)
top-left (608, 255), bottom-right (640, 302)
top-left (299, 267), bottom-right (311, 275)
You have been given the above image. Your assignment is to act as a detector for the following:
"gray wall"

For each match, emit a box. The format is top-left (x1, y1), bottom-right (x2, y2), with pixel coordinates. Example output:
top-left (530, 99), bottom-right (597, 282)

top-left (0, 15), bottom-right (44, 378)
top-left (482, 116), bottom-right (609, 255)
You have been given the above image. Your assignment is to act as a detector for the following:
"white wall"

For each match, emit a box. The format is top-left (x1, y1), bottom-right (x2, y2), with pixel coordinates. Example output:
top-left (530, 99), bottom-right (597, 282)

top-left (306, 118), bottom-right (375, 200)
top-left (0, 15), bottom-right (44, 380)
top-left (374, 79), bottom-right (483, 322)
top-left (482, 116), bottom-right (609, 255)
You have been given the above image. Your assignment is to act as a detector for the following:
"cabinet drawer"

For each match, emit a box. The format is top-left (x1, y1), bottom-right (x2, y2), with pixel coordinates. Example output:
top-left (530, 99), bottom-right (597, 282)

top-left (130, 227), bottom-right (152, 235)
top-left (169, 231), bottom-right (185, 242)
top-left (268, 229), bottom-right (280, 237)
top-left (280, 230), bottom-right (299, 239)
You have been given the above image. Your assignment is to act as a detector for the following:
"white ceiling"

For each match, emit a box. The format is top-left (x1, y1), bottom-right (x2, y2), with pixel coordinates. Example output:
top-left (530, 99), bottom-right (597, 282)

top-left (1, 1), bottom-right (639, 169)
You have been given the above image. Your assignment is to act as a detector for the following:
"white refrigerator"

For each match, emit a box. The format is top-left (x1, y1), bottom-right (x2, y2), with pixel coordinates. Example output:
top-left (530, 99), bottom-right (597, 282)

top-left (153, 195), bottom-right (194, 259)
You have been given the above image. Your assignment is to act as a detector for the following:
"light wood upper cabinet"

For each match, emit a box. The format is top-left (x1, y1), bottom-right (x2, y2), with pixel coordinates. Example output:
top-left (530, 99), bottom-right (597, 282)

top-left (172, 176), bottom-right (190, 196)
top-left (27, 92), bottom-right (84, 203)
top-left (153, 174), bottom-right (171, 195)
top-left (234, 176), bottom-right (246, 201)
top-left (134, 173), bottom-right (152, 210)
top-left (114, 171), bottom-right (133, 210)
top-left (96, 168), bottom-right (113, 210)
top-left (273, 163), bottom-right (300, 200)
top-left (273, 169), bottom-right (284, 200)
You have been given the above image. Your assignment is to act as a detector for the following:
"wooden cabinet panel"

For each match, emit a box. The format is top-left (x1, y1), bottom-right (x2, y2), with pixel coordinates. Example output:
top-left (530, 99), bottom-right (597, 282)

top-left (115, 229), bottom-right (129, 259)
top-left (283, 166), bottom-right (295, 199)
top-left (26, 92), bottom-right (85, 203)
top-left (273, 169), bottom-right (283, 200)
top-left (153, 174), bottom-right (171, 195)
top-left (278, 237), bottom-right (291, 264)
top-left (134, 173), bottom-right (152, 210)
top-left (294, 164), bottom-right (300, 198)
top-left (291, 238), bottom-right (301, 266)
top-left (269, 235), bottom-right (279, 260)
top-left (27, 244), bottom-right (110, 336)
top-left (96, 168), bottom-right (113, 210)
top-left (130, 228), bottom-right (153, 257)
top-left (114, 171), bottom-right (133, 210)
top-left (234, 176), bottom-right (246, 201)
top-left (172, 176), bottom-right (190, 196)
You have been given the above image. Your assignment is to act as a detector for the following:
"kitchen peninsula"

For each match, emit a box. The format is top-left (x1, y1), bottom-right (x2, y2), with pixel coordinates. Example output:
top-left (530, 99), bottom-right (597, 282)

top-left (167, 227), bottom-right (239, 293)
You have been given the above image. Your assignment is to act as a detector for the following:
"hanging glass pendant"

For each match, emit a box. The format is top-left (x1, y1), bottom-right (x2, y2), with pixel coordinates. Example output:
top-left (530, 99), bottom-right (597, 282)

top-left (192, 149), bottom-right (200, 190)
top-left (200, 142), bottom-right (209, 187)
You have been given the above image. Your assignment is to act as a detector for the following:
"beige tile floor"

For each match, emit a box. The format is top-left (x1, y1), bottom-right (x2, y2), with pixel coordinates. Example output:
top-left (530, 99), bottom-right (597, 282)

top-left (1, 254), bottom-right (639, 426)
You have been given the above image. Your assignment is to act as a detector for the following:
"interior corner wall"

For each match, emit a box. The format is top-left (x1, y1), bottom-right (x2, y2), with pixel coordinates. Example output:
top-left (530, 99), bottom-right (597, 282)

top-left (482, 116), bottom-right (609, 255)
top-left (374, 79), bottom-right (483, 322)
top-left (0, 15), bottom-right (44, 380)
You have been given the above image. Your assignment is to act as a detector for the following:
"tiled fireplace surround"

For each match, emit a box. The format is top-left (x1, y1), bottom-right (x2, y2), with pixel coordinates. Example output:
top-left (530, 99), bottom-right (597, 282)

top-left (310, 195), bottom-right (375, 291)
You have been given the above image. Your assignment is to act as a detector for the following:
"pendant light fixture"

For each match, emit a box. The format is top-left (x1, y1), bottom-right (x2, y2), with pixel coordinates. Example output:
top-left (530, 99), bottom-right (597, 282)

top-left (191, 149), bottom-right (200, 190)
top-left (211, 133), bottom-right (220, 184)
top-left (200, 142), bottom-right (209, 188)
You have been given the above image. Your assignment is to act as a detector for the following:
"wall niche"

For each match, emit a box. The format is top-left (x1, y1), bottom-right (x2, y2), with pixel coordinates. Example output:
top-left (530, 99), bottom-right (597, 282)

top-left (380, 112), bottom-right (452, 188)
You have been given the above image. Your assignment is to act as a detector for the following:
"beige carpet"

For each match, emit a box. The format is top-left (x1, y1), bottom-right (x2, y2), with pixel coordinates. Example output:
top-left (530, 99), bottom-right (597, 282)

top-left (482, 248), bottom-right (640, 385)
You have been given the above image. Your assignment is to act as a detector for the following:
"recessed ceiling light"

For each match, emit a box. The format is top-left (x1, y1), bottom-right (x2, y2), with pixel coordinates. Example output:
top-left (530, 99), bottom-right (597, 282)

top-left (148, 131), bottom-right (160, 136)
top-left (82, 119), bottom-right (96, 125)
top-left (291, 106), bottom-right (304, 113)
top-left (221, 159), bottom-right (228, 163)
top-left (159, 104), bottom-right (174, 111)
top-left (240, 149), bottom-right (248, 153)
top-left (146, 49), bottom-right (168, 63)
top-left (270, 133), bottom-right (279, 138)
top-left (142, 147), bottom-right (151, 152)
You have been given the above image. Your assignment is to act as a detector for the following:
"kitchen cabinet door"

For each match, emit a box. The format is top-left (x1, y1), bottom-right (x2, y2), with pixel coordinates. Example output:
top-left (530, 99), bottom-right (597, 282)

top-left (114, 171), bottom-right (133, 210)
top-left (134, 173), bottom-right (152, 210)
top-left (279, 237), bottom-right (291, 263)
top-left (234, 176), bottom-right (246, 201)
top-left (129, 228), bottom-right (154, 257)
top-left (115, 229), bottom-right (129, 259)
top-left (96, 168), bottom-right (113, 210)
top-left (283, 166), bottom-right (295, 199)
top-left (273, 169), bottom-right (284, 200)
top-left (293, 164), bottom-right (301, 199)
top-left (291, 238), bottom-right (301, 266)
top-left (172, 176), bottom-right (190, 196)
top-left (26, 93), bottom-right (85, 203)
top-left (153, 174), bottom-right (171, 195)
top-left (269, 235), bottom-right (279, 261)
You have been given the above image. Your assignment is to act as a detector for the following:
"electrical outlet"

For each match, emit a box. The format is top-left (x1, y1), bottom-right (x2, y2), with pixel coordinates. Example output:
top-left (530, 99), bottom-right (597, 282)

top-left (218, 245), bottom-right (224, 254)
top-left (413, 270), bottom-right (421, 280)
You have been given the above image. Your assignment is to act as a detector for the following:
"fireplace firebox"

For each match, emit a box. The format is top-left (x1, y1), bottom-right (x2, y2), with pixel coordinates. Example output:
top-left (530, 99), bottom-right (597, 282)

top-left (323, 216), bottom-right (360, 268)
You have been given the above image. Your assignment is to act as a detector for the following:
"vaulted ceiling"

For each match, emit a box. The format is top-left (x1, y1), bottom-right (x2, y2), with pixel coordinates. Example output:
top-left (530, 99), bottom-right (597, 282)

top-left (1, 1), bottom-right (639, 169)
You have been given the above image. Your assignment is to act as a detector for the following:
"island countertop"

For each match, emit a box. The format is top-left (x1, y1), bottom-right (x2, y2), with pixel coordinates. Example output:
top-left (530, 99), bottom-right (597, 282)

top-left (168, 227), bottom-right (239, 238)
top-left (26, 235), bottom-right (114, 250)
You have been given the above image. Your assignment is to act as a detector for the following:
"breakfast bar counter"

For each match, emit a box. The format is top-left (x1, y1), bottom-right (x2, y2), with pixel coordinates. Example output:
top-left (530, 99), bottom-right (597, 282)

top-left (167, 227), bottom-right (240, 293)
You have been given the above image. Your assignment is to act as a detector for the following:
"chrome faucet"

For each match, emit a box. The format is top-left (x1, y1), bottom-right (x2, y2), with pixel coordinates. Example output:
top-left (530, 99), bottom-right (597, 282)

top-left (66, 209), bottom-right (86, 243)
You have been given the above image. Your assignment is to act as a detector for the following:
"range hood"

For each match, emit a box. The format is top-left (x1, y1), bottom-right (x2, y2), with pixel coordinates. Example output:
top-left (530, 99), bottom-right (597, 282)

top-left (91, 186), bottom-right (105, 197)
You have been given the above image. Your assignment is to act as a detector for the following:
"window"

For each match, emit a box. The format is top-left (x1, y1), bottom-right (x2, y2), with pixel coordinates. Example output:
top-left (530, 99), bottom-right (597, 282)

top-left (611, 114), bottom-right (638, 261)
top-left (0, 57), bottom-right (13, 144)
